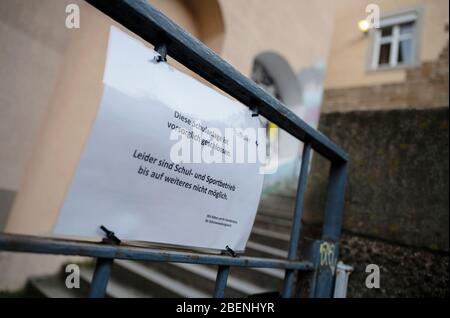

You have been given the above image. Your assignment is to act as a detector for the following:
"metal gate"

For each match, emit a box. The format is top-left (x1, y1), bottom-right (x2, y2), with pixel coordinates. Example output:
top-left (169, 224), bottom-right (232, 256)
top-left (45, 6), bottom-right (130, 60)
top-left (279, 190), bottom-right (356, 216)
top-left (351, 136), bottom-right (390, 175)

top-left (0, 0), bottom-right (348, 298)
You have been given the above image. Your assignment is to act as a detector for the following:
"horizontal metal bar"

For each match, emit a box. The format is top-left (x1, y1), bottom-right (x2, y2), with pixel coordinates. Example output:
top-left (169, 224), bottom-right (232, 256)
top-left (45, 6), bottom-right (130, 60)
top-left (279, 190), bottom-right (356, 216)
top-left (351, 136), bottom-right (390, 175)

top-left (0, 233), bottom-right (313, 270)
top-left (85, 0), bottom-right (347, 163)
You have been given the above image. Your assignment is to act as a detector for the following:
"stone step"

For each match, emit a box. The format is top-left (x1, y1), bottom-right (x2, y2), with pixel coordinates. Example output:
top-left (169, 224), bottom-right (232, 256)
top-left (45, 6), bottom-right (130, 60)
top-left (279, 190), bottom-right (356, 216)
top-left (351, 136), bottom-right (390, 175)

top-left (252, 227), bottom-right (291, 241)
top-left (111, 260), bottom-right (209, 298)
top-left (254, 214), bottom-right (292, 232)
top-left (256, 212), bottom-right (293, 225)
top-left (227, 266), bottom-right (285, 291)
top-left (171, 263), bottom-right (268, 297)
top-left (244, 241), bottom-right (288, 259)
top-left (257, 208), bottom-right (291, 216)
top-left (259, 194), bottom-right (296, 213)
top-left (249, 227), bottom-right (290, 250)
top-left (27, 275), bottom-right (81, 298)
top-left (157, 262), bottom-right (284, 296)
top-left (135, 260), bottom-right (268, 297)
top-left (80, 266), bottom-right (152, 298)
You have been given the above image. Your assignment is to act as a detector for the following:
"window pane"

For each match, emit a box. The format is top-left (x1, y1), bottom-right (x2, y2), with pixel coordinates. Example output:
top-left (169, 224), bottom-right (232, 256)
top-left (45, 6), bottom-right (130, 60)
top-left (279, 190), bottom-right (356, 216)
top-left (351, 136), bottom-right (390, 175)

top-left (378, 43), bottom-right (391, 66)
top-left (398, 39), bottom-right (413, 64)
top-left (400, 22), bottom-right (415, 35)
top-left (381, 26), bottom-right (393, 37)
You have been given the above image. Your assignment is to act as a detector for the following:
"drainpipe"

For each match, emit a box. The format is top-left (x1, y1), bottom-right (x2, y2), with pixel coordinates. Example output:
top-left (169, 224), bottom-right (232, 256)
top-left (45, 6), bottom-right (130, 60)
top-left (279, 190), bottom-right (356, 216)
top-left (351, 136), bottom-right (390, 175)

top-left (333, 261), bottom-right (354, 298)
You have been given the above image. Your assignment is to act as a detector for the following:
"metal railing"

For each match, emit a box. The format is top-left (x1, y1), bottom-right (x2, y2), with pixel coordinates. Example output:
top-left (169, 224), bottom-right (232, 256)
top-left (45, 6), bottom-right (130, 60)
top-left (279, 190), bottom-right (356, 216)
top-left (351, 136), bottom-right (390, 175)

top-left (0, 0), bottom-right (348, 298)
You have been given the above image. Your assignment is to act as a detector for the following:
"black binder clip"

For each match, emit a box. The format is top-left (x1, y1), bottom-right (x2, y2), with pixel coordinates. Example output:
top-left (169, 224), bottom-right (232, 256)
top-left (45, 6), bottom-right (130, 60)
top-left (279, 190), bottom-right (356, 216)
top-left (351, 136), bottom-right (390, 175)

top-left (225, 245), bottom-right (237, 258)
top-left (250, 106), bottom-right (259, 117)
top-left (154, 43), bottom-right (168, 63)
top-left (100, 225), bottom-right (121, 245)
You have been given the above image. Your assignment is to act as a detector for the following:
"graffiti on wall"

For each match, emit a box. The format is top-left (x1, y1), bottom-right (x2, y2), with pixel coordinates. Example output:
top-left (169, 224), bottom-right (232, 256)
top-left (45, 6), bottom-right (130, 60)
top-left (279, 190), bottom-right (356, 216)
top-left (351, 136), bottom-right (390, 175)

top-left (319, 241), bottom-right (337, 275)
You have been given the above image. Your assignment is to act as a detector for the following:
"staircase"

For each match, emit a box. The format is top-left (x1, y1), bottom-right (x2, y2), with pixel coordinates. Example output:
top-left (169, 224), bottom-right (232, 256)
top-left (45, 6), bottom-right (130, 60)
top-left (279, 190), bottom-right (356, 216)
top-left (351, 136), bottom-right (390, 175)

top-left (26, 193), bottom-right (299, 298)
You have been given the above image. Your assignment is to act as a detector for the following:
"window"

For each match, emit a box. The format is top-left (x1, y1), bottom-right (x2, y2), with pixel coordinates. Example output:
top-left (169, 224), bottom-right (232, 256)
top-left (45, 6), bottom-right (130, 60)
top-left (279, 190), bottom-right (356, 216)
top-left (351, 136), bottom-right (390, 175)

top-left (371, 12), bottom-right (418, 70)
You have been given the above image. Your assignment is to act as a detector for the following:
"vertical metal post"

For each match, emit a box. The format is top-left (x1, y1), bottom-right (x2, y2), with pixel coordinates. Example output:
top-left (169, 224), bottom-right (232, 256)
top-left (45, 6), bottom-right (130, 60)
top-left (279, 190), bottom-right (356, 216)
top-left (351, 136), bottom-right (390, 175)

top-left (322, 162), bottom-right (347, 242)
top-left (213, 265), bottom-right (230, 298)
top-left (313, 161), bottom-right (347, 298)
top-left (88, 257), bottom-right (114, 298)
top-left (281, 142), bottom-right (312, 298)
top-left (333, 261), bottom-right (353, 298)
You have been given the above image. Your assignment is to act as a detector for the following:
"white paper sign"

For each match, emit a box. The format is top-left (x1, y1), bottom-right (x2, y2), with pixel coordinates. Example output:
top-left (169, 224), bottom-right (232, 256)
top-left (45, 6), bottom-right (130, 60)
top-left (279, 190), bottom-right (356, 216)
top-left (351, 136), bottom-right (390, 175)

top-left (54, 26), bottom-right (264, 252)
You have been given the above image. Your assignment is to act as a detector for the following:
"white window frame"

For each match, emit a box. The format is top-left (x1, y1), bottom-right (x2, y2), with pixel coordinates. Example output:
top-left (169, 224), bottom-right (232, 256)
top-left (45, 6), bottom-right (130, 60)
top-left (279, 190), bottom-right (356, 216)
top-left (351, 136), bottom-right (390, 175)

top-left (370, 10), bottom-right (420, 70)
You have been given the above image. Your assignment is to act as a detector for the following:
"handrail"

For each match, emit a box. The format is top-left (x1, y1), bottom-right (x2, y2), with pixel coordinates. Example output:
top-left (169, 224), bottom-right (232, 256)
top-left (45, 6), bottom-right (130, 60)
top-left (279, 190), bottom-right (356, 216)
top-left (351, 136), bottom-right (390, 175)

top-left (0, 233), bottom-right (313, 270)
top-left (85, 0), bottom-right (348, 164)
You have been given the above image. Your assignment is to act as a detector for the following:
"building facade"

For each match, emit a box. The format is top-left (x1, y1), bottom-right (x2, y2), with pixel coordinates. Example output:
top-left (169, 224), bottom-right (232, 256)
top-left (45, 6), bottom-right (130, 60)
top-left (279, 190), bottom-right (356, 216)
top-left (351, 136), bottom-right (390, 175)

top-left (305, 0), bottom-right (449, 253)
top-left (323, 0), bottom-right (449, 112)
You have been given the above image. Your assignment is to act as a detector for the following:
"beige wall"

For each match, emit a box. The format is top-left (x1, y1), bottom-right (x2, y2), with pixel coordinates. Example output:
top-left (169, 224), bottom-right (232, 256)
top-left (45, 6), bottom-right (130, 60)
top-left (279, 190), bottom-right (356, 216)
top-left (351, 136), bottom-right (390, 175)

top-left (0, 0), bottom-right (70, 192)
top-left (149, 0), bottom-right (225, 54)
top-left (324, 0), bottom-right (449, 89)
top-left (219, 0), bottom-right (336, 76)
top-left (0, 0), bottom-right (109, 290)
top-left (0, 0), bottom-right (336, 290)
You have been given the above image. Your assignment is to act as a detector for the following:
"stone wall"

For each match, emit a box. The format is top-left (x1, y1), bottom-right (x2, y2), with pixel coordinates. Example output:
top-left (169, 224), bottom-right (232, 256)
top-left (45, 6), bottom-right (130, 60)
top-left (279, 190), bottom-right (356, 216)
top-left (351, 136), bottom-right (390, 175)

top-left (304, 107), bottom-right (449, 251)
top-left (322, 42), bottom-right (449, 113)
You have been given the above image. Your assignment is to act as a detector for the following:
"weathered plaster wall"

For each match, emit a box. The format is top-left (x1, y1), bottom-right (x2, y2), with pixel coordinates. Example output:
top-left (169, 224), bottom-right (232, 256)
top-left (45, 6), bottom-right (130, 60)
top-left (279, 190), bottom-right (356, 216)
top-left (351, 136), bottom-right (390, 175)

top-left (305, 107), bottom-right (449, 251)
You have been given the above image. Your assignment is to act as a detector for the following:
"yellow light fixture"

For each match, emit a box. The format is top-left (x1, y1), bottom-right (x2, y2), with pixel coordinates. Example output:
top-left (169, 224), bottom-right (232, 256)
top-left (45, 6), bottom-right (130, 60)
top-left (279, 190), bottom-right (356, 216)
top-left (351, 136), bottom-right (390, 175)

top-left (358, 19), bottom-right (370, 33)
